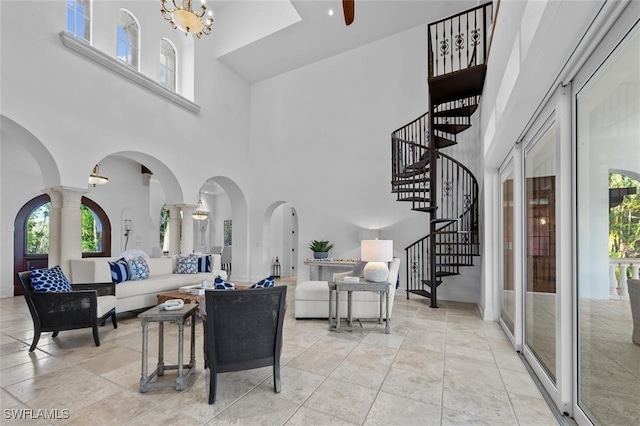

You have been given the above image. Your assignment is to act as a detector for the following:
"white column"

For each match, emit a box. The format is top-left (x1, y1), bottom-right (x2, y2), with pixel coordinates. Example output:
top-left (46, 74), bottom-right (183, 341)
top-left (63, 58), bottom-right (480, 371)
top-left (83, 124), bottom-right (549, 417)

top-left (54, 187), bottom-right (87, 277)
top-left (168, 205), bottom-right (181, 255)
top-left (43, 189), bottom-right (62, 268)
top-left (179, 204), bottom-right (197, 255)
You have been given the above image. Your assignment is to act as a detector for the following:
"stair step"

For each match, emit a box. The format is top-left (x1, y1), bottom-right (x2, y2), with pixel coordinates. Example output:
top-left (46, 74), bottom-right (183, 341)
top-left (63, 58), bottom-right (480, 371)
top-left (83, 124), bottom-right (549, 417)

top-left (433, 103), bottom-right (478, 118)
top-left (393, 188), bottom-right (430, 194)
top-left (433, 123), bottom-right (472, 134)
top-left (398, 196), bottom-right (430, 202)
top-left (435, 271), bottom-right (458, 277)
top-left (435, 135), bottom-right (457, 149)
top-left (412, 206), bottom-right (436, 213)
top-left (395, 169), bottom-right (427, 179)
top-left (429, 64), bottom-right (487, 105)
top-left (436, 262), bottom-right (471, 267)
top-left (421, 279), bottom-right (443, 287)
top-left (391, 177), bottom-right (430, 185)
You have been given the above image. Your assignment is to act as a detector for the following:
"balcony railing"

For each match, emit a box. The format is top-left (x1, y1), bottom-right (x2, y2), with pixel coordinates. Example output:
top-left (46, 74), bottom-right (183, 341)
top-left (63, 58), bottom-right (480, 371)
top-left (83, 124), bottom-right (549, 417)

top-left (609, 258), bottom-right (640, 299)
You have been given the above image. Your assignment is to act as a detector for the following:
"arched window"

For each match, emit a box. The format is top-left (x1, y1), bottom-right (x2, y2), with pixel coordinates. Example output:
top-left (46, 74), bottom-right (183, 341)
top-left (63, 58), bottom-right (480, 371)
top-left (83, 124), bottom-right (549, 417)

top-left (117, 9), bottom-right (139, 69)
top-left (159, 206), bottom-right (170, 255)
top-left (22, 196), bottom-right (111, 258)
top-left (159, 39), bottom-right (177, 91)
top-left (66, 0), bottom-right (91, 42)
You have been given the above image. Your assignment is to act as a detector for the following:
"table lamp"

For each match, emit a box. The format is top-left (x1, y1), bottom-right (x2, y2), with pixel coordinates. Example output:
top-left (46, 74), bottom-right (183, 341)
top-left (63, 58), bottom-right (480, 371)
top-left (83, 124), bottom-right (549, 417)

top-left (361, 240), bottom-right (393, 282)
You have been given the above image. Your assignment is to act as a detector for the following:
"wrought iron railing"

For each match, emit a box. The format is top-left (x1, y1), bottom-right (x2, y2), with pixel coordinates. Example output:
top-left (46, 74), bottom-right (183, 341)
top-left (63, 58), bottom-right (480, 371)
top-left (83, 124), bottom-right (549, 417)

top-left (428, 2), bottom-right (493, 79)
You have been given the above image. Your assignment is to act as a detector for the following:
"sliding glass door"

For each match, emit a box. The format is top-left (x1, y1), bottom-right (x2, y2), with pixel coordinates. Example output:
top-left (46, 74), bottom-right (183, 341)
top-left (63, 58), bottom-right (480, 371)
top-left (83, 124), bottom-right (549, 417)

top-left (523, 120), bottom-right (558, 384)
top-left (500, 161), bottom-right (516, 338)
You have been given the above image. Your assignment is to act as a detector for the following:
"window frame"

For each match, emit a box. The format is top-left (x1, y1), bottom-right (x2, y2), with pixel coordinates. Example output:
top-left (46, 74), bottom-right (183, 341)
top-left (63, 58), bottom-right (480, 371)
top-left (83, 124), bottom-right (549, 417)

top-left (66, 0), bottom-right (91, 43)
top-left (116, 9), bottom-right (140, 70)
top-left (159, 38), bottom-right (177, 91)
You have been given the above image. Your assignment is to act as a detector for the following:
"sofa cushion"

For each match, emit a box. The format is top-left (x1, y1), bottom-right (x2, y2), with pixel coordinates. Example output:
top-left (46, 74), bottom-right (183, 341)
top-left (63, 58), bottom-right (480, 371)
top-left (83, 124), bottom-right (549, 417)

top-left (108, 258), bottom-right (131, 284)
top-left (176, 254), bottom-right (199, 274)
top-left (198, 255), bottom-right (211, 273)
top-left (214, 277), bottom-right (235, 290)
top-left (251, 275), bottom-right (275, 289)
top-left (30, 266), bottom-right (72, 293)
top-left (128, 257), bottom-right (150, 280)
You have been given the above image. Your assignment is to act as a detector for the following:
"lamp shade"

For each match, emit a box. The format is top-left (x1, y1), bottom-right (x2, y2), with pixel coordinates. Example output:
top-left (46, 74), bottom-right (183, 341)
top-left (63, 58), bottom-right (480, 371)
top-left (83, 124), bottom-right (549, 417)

top-left (361, 240), bottom-right (393, 262)
top-left (361, 240), bottom-right (393, 282)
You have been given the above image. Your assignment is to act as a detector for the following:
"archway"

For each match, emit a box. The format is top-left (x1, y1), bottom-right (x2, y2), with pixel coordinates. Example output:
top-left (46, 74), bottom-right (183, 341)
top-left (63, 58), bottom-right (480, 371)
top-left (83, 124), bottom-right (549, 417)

top-left (264, 201), bottom-right (299, 278)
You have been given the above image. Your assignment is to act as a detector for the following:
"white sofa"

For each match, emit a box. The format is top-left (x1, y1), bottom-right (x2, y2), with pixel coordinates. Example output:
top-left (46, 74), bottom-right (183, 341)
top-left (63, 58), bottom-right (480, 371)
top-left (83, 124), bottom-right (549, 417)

top-left (70, 255), bottom-right (221, 313)
top-left (295, 258), bottom-right (400, 320)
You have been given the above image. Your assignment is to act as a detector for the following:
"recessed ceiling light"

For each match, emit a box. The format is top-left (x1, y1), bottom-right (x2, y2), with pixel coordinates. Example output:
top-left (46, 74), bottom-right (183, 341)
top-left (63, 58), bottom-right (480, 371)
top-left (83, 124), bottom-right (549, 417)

top-left (328, 9), bottom-right (334, 16)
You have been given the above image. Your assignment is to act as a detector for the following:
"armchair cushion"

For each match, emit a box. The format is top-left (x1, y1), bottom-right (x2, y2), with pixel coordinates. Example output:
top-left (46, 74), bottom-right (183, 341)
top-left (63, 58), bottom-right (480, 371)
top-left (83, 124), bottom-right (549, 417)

top-left (108, 257), bottom-right (131, 283)
top-left (30, 266), bottom-right (72, 293)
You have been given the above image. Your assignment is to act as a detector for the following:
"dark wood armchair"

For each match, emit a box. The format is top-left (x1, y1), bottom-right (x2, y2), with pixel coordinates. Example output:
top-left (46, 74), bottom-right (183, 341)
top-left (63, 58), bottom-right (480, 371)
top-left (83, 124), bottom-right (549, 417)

top-left (204, 285), bottom-right (287, 404)
top-left (17, 271), bottom-right (118, 352)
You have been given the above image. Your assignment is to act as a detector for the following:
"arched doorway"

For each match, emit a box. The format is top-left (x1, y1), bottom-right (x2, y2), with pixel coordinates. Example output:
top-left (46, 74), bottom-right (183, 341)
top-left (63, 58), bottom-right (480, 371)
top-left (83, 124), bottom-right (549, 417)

top-left (13, 194), bottom-right (111, 295)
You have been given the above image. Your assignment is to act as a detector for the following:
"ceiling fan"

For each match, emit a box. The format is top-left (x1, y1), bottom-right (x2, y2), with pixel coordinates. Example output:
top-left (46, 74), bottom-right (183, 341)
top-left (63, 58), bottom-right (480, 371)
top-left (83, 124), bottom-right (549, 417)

top-left (342, 0), bottom-right (355, 25)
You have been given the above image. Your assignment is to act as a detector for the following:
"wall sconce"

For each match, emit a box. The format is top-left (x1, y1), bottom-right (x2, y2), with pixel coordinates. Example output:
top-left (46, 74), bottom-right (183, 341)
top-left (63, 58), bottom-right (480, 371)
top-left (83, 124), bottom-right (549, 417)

top-left (124, 220), bottom-right (132, 250)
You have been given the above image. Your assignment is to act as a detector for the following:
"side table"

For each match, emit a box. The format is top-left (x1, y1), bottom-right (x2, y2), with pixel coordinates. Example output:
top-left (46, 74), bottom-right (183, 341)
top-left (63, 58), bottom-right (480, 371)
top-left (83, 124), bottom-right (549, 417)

top-left (328, 279), bottom-right (390, 334)
top-left (138, 303), bottom-right (198, 392)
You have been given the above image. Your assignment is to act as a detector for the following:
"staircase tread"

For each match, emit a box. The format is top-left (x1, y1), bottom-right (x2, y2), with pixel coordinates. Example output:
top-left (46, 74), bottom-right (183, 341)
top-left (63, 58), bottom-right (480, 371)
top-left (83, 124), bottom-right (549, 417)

top-left (433, 104), bottom-right (479, 118)
top-left (398, 196), bottom-right (430, 202)
top-left (435, 136), bottom-right (457, 149)
top-left (429, 64), bottom-right (487, 105)
top-left (412, 207), bottom-right (437, 212)
top-left (435, 271), bottom-right (459, 277)
top-left (433, 123), bottom-right (472, 134)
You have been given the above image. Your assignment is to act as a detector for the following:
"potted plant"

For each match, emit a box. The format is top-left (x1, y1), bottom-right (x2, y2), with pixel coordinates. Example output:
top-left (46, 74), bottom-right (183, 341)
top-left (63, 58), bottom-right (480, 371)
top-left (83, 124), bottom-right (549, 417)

top-left (308, 240), bottom-right (334, 259)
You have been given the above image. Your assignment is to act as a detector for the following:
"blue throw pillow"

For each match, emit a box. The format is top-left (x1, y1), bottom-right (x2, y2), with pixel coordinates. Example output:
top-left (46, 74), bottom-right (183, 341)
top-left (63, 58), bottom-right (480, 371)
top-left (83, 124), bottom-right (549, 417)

top-left (176, 254), bottom-right (199, 274)
top-left (30, 266), bottom-right (72, 293)
top-left (251, 275), bottom-right (275, 289)
top-left (108, 257), bottom-right (131, 284)
top-left (197, 255), bottom-right (211, 273)
top-left (128, 256), bottom-right (150, 280)
top-left (214, 277), bottom-right (235, 290)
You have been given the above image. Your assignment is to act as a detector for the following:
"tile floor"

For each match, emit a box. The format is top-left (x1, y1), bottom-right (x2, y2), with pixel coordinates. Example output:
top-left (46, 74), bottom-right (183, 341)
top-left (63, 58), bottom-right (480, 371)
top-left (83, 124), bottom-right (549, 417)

top-left (0, 278), bottom-right (558, 425)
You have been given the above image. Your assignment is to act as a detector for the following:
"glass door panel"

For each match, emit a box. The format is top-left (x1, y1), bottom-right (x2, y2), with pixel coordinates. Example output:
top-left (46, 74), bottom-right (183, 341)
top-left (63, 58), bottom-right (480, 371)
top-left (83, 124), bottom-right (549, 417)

top-left (525, 123), bottom-right (558, 383)
top-left (576, 24), bottom-right (640, 425)
top-left (501, 169), bottom-right (516, 335)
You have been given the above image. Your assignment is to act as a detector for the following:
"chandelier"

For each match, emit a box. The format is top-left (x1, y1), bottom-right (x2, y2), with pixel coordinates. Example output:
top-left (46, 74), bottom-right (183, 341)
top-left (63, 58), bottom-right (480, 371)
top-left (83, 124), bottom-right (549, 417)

top-left (88, 164), bottom-right (109, 187)
top-left (192, 196), bottom-right (209, 221)
top-left (161, 0), bottom-right (214, 38)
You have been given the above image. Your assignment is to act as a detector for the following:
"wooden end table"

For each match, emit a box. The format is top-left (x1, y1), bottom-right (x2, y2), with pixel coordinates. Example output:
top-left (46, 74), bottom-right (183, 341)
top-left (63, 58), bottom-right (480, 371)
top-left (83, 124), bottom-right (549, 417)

top-left (138, 303), bottom-right (198, 392)
top-left (157, 290), bottom-right (204, 314)
top-left (328, 279), bottom-right (390, 334)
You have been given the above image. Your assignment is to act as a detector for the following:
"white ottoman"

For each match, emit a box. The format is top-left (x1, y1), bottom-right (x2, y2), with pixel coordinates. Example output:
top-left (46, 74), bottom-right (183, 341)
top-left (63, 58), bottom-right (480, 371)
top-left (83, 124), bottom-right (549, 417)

top-left (294, 280), bottom-right (393, 320)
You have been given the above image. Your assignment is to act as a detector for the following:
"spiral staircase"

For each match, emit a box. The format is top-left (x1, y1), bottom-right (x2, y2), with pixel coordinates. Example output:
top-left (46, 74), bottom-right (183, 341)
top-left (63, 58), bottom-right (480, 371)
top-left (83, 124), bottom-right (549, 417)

top-left (391, 2), bottom-right (492, 308)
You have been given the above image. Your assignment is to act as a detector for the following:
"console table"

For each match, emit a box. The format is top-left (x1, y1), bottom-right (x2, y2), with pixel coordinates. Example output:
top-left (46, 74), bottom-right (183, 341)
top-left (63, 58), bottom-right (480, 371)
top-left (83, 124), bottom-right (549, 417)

top-left (138, 303), bottom-right (197, 392)
top-left (328, 279), bottom-right (390, 334)
top-left (304, 259), bottom-right (356, 280)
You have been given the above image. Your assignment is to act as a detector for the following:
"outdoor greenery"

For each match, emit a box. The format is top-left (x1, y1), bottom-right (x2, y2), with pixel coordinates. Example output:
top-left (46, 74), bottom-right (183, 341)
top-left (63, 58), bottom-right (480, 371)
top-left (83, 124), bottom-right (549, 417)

top-left (609, 173), bottom-right (640, 258)
top-left (159, 206), bottom-right (170, 252)
top-left (26, 201), bottom-right (103, 255)
top-left (26, 203), bottom-right (50, 254)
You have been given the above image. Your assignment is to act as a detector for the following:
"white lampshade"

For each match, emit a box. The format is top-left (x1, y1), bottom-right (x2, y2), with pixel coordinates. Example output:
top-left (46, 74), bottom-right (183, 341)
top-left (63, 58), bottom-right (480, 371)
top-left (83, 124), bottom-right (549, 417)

top-left (361, 240), bottom-right (393, 282)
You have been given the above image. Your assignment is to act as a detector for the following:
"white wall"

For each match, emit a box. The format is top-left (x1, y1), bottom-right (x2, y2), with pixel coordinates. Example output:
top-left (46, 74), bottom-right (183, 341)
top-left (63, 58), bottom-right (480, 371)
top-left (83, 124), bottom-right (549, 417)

top-left (2, 0), bottom-right (487, 303)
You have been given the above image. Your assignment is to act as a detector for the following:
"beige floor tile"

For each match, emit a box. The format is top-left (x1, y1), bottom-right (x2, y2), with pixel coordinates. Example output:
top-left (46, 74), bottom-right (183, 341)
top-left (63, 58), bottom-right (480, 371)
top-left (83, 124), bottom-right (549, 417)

top-left (260, 366), bottom-right (326, 405)
top-left (381, 365), bottom-right (444, 404)
top-left (442, 380), bottom-right (516, 424)
top-left (304, 377), bottom-right (377, 424)
top-left (206, 390), bottom-right (299, 425)
top-left (501, 369), bottom-right (544, 399)
top-left (330, 343), bottom-right (396, 389)
top-left (364, 390), bottom-right (441, 425)
top-left (285, 406), bottom-right (357, 425)
top-left (509, 393), bottom-right (558, 426)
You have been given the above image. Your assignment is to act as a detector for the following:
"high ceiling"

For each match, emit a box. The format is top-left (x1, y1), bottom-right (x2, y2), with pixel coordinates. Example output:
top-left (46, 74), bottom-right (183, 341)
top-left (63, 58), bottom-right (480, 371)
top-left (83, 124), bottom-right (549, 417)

top-left (208, 0), bottom-right (480, 83)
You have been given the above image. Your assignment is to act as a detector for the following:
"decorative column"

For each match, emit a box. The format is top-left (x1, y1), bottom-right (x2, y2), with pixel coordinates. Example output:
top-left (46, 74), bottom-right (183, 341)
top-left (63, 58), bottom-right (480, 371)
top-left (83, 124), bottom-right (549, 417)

top-left (43, 189), bottom-right (62, 268)
top-left (179, 204), bottom-right (196, 255)
top-left (54, 187), bottom-right (87, 278)
top-left (168, 205), bottom-right (181, 256)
